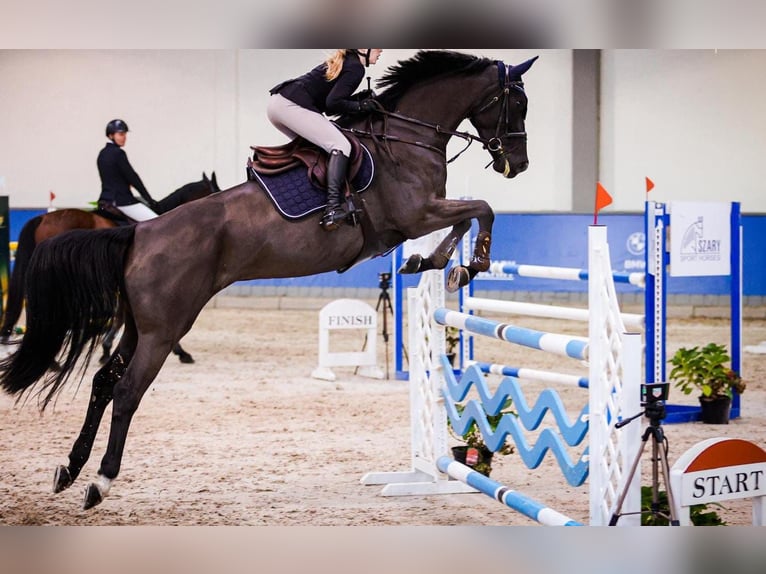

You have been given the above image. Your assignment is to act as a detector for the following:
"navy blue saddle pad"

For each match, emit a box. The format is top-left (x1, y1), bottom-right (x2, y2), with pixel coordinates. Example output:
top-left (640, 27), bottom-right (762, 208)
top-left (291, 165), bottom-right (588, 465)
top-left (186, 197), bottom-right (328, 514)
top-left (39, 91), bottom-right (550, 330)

top-left (251, 144), bottom-right (374, 219)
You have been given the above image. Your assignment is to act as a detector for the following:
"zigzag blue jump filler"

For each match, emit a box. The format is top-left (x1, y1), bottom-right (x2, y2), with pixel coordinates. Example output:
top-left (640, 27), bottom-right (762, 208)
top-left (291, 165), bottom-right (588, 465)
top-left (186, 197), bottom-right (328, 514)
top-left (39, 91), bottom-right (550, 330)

top-left (441, 358), bottom-right (589, 486)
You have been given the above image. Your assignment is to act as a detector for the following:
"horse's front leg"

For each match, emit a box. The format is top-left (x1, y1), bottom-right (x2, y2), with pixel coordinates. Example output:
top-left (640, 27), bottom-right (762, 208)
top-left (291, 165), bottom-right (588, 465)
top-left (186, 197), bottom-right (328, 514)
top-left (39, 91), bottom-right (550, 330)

top-left (445, 227), bottom-right (492, 293)
top-left (397, 197), bottom-right (495, 292)
top-left (398, 219), bottom-right (471, 274)
top-left (53, 354), bottom-right (126, 493)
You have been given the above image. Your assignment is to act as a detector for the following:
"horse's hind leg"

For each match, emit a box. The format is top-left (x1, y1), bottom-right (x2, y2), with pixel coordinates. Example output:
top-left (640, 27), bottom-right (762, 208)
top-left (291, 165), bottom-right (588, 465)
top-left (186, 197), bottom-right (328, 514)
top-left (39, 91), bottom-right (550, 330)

top-left (83, 337), bottom-right (173, 510)
top-left (172, 341), bottom-right (194, 364)
top-left (101, 302), bottom-right (126, 364)
top-left (99, 322), bottom-right (121, 364)
top-left (53, 354), bottom-right (126, 493)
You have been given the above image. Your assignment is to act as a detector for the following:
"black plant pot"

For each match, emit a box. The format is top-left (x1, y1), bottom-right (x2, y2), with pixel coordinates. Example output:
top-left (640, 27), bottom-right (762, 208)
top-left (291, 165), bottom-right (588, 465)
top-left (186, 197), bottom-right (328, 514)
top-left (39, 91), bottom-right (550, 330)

top-left (699, 396), bottom-right (732, 424)
top-left (451, 445), bottom-right (494, 476)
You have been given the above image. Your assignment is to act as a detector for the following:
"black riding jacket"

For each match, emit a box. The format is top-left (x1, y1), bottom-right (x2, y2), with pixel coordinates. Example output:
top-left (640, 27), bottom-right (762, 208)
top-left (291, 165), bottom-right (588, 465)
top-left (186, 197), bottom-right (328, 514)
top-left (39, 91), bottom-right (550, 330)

top-left (97, 142), bottom-right (152, 206)
top-left (270, 51), bottom-right (365, 115)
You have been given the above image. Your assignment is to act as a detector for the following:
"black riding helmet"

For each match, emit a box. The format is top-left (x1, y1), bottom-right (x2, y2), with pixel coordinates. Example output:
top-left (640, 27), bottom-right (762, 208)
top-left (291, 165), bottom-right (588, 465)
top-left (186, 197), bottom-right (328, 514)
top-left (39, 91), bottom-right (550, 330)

top-left (105, 119), bottom-right (129, 137)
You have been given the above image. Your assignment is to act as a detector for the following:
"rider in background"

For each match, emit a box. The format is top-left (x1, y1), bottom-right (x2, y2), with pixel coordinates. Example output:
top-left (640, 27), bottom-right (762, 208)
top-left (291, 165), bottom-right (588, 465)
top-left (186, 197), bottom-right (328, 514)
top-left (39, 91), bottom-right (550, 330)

top-left (97, 119), bottom-right (160, 222)
top-left (267, 49), bottom-right (383, 231)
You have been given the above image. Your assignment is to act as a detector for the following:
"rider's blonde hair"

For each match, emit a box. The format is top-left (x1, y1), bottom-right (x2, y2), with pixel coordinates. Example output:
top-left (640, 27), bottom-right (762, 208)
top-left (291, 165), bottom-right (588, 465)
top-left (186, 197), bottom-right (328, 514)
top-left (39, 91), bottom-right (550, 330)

top-left (325, 50), bottom-right (347, 81)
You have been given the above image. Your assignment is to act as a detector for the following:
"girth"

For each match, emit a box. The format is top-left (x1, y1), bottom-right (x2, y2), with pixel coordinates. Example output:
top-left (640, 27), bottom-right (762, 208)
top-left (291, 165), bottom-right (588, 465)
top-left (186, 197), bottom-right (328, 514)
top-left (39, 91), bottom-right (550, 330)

top-left (249, 133), bottom-right (366, 189)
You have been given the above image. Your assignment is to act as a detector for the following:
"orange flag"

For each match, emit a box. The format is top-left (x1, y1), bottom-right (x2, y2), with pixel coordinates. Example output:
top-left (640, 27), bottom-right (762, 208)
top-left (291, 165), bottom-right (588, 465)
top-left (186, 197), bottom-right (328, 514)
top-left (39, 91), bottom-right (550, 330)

top-left (49, 190), bottom-right (56, 202)
top-left (594, 182), bottom-right (612, 224)
top-left (645, 177), bottom-right (655, 193)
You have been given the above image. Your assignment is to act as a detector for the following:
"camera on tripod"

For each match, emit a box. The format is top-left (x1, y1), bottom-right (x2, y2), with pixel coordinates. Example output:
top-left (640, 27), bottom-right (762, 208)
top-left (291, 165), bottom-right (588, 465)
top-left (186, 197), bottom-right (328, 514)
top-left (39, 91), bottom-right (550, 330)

top-left (641, 382), bottom-right (670, 406)
top-left (378, 272), bottom-right (391, 291)
top-left (610, 380), bottom-right (679, 525)
top-left (641, 382), bottom-right (670, 421)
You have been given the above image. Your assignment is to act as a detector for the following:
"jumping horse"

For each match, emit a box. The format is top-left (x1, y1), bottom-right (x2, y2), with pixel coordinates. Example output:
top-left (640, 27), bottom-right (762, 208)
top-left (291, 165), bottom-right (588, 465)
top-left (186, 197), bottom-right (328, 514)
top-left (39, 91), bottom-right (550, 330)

top-left (0, 51), bottom-right (536, 510)
top-left (0, 172), bottom-right (221, 363)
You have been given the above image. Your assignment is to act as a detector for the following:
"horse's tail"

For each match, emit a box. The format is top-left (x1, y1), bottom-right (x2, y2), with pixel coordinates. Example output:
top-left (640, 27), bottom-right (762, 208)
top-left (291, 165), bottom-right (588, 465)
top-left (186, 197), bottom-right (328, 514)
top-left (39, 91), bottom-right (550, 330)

top-left (0, 226), bottom-right (136, 408)
top-left (0, 215), bottom-right (42, 339)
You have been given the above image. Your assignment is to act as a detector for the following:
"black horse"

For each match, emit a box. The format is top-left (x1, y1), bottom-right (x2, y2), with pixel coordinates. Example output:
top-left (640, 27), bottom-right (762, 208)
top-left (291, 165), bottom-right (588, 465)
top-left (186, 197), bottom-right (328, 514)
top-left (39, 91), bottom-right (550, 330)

top-left (0, 172), bottom-right (221, 364)
top-left (0, 51), bottom-right (535, 509)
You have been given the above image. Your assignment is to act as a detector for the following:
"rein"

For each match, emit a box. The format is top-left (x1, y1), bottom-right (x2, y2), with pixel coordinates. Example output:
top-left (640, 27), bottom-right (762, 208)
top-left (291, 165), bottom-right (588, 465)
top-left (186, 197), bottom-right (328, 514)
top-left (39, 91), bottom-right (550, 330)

top-left (342, 71), bottom-right (527, 166)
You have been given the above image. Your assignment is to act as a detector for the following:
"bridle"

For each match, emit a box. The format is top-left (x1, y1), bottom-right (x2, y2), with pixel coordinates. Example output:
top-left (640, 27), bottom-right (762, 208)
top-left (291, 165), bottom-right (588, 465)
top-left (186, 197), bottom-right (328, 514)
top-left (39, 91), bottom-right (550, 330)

top-left (341, 61), bottom-right (528, 166)
top-left (473, 64), bottom-right (528, 163)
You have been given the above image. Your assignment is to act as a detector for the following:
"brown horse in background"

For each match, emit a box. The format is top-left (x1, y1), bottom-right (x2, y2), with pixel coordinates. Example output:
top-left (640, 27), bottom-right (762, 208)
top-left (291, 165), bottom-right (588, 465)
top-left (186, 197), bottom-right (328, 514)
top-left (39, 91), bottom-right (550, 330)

top-left (0, 51), bottom-right (536, 510)
top-left (0, 172), bottom-right (221, 364)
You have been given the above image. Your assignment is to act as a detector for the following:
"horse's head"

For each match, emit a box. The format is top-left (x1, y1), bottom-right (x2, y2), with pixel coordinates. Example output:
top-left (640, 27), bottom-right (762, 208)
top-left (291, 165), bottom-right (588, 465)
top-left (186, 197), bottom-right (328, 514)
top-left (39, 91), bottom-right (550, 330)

top-left (469, 56), bottom-right (537, 179)
top-left (180, 172), bottom-right (221, 202)
top-left (197, 172), bottom-right (221, 197)
top-left (156, 172), bottom-right (222, 213)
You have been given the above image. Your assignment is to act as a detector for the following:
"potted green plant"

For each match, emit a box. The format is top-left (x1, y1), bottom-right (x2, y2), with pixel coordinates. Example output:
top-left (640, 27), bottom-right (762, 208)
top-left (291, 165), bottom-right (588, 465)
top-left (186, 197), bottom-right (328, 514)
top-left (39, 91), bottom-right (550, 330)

top-left (640, 486), bottom-right (727, 526)
top-left (448, 399), bottom-right (515, 476)
top-left (668, 343), bottom-right (746, 424)
top-left (444, 326), bottom-right (460, 367)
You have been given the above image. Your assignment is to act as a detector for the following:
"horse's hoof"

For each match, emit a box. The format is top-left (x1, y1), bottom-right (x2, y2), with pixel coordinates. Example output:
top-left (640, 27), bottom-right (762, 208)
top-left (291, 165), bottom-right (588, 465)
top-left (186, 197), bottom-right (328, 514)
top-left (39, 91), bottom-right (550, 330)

top-left (83, 483), bottom-right (103, 510)
top-left (398, 254), bottom-right (423, 275)
top-left (446, 266), bottom-right (471, 293)
top-left (178, 353), bottom-right (195, 364)
top-left (53, 465), bottom-right (73, 493)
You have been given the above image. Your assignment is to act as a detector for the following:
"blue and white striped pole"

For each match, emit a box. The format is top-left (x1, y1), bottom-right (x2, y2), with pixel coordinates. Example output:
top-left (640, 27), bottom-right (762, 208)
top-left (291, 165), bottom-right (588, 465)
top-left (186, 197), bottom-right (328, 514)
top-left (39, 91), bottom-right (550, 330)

top-left (433, 308), bottom-right (588, 361)
top-left (486, 261), bottom-right (645, 288)
top-left (473, 361), bottom-right (589, 388)
top-left (436, 457), bottom-right (583, 526)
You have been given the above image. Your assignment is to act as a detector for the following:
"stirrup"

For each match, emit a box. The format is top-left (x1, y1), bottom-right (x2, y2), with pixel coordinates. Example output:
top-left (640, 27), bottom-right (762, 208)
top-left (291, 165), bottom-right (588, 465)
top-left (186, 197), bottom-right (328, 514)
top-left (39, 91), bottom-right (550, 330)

top-left (320, 207), bottom-right (347, 231)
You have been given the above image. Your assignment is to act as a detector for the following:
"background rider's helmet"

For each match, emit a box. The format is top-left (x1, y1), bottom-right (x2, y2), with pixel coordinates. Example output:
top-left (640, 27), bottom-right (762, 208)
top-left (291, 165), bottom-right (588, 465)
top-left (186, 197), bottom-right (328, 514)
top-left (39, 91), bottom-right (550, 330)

top-left (105, 119), bottom-right (129, 137)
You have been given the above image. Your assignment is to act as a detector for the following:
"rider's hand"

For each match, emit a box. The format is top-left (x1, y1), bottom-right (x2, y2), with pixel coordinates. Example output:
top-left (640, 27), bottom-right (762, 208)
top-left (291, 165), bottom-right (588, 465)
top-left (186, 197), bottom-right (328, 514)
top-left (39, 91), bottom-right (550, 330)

top-left (358, 98), bottom-right (381, 113)
top-left (355, 89), bottom-right (376, 101)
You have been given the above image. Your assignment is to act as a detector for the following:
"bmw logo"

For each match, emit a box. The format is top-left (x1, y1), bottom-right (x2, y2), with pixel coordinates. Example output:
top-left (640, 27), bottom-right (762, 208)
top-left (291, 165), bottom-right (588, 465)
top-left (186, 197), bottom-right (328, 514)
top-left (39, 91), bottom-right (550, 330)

top-left (626, 232), bottom-right (645, 256)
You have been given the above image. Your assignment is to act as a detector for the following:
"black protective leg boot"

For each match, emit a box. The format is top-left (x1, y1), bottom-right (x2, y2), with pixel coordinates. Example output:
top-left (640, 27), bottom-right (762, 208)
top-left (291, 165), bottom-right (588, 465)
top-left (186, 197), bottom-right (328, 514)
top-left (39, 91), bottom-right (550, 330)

top-left (320, 150), bottom-right (349, 231)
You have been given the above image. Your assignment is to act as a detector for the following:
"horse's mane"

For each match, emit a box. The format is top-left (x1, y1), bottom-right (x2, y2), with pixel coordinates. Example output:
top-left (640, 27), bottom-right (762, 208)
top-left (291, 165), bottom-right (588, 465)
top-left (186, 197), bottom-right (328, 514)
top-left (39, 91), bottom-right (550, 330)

top-left (375, 51), bottom-right (493, 110)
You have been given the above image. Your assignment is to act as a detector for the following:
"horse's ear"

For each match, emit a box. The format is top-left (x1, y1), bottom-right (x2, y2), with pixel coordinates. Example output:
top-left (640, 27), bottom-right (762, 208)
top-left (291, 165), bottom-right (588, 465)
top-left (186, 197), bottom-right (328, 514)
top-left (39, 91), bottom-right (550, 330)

top-left (202, 172), bottom-right (209, 182)
top-left (211, 172), bottom-right (218, 190)
top-left (509, 56), bottom-right (538, 80)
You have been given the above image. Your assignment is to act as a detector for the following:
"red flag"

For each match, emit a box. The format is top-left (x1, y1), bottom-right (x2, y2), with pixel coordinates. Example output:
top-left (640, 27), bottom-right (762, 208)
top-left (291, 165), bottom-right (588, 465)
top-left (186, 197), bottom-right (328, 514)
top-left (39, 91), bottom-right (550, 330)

top-left (49, 190), bottom-right (56, 202)
top-left (595, 182), bottom-right (612, 210)
top-left (645, 177), bottom-right (655, 193)
top-left (594, 182), bottom-right (612, 224)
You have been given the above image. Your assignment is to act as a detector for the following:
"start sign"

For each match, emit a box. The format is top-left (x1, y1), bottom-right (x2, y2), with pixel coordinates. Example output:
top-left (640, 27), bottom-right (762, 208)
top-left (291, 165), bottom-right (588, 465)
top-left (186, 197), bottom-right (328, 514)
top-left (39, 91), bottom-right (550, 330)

top-left (670, 438), bottom-right (766, 526)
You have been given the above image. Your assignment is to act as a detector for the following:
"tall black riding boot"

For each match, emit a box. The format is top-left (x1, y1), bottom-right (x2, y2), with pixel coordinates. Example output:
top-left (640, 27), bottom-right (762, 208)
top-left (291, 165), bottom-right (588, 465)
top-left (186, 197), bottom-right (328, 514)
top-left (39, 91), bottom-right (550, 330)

top-left (320, 149), bottom-right (349, 231)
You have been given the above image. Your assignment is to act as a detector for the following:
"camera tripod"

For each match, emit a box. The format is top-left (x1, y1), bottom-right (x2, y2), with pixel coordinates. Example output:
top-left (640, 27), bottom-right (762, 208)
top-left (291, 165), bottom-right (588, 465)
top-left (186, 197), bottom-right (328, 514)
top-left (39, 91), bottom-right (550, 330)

top-left (376, 274), bottom-right (394, 379)
top-left (609, 399), bottom-right (680, 526)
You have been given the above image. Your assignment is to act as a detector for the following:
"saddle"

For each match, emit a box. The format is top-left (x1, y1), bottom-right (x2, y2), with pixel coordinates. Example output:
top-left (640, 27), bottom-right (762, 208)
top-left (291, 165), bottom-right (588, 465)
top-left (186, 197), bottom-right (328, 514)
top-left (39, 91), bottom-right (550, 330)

top-left (248, 133), bottom-right (366, 190)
